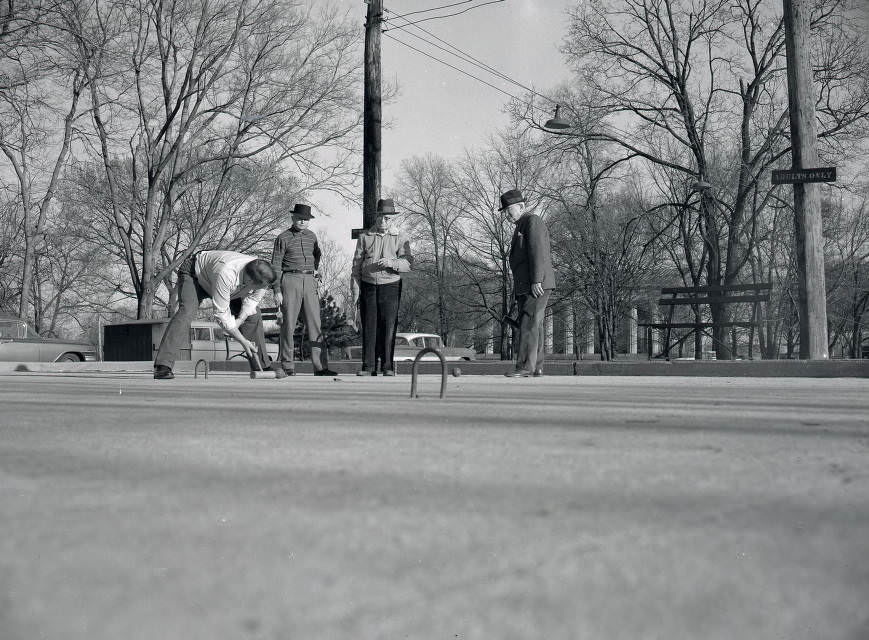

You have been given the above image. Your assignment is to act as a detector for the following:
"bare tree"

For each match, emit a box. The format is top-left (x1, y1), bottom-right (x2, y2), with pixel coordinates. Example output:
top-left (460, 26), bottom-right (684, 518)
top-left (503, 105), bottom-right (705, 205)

top-left (86, 0), bottom-right (362, 318)
top-left (395, 154), bottom-right (466, 341)
top-left (560, 0), bottom-right (869, 357)
top-left (0, 0), bottom-right (97, 322)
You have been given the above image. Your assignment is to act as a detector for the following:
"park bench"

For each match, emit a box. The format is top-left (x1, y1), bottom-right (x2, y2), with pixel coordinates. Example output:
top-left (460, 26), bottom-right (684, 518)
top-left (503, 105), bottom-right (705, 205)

top-left (639, 283), bottom-right (772, 360)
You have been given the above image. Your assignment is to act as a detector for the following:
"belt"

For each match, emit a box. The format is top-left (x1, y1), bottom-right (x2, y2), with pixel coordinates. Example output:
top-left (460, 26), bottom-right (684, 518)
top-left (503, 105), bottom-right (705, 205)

top-left (284, 269), bottom-right (315, 274)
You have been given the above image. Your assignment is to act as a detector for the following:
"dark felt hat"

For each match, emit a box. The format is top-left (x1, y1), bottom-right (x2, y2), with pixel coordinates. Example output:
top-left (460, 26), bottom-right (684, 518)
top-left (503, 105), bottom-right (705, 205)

top-left (291, 203), bottom-right (314, 219)
top-left (498, 189), bottom-right (526, 211)
top-left (375, 198), bottom-right (399, 215)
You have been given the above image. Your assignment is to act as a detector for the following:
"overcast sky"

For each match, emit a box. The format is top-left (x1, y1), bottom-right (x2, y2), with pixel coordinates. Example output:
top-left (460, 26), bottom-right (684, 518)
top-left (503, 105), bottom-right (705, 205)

top-left (308, 0), bottom-right (576, 257)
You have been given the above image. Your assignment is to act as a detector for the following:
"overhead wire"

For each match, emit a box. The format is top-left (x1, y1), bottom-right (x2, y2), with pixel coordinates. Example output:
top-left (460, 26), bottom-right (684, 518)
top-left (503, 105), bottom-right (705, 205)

top-left (380, 3), bottom-right (644, 145)
top-left (387, 0), bottom-right (484, 21)
top-left (387, 0), bottom-right (507, 28)
top-left (382, 32), bottom-right (526, 104)
top-left (382, 8), bottom-right (556, 106)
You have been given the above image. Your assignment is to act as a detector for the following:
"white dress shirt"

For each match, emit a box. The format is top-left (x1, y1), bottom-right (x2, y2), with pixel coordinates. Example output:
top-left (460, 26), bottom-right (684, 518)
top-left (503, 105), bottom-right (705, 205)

top-left (194, 251), bottom-right (266, 330)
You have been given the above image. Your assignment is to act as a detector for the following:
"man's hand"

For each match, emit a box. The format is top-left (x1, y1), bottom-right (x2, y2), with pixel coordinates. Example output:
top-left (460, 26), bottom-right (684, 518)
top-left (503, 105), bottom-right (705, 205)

top-left (239, 337), bottom-right (258, 360)
top-left (274, 291), bottom-right (283, 308)
top-left (375, 258), bottom-right (393, 269)
top-left (531, 282), bottom-right (544, 298)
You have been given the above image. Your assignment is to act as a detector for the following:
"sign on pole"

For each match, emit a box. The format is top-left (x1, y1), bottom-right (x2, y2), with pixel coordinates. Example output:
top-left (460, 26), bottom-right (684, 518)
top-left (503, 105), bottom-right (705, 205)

top-left (771, 167), bottom-right (837, 184)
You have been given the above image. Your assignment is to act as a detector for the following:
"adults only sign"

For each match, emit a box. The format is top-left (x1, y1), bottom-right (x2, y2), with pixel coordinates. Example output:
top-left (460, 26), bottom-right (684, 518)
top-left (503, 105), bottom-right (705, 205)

top-left (771, 167), bottom-right (837, 184)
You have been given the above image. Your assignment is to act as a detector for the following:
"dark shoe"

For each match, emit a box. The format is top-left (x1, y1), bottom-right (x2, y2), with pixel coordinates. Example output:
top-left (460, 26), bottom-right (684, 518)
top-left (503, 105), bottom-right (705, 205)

top-left (314, 369), bottom-right (337, 376)
top-left (381, 370), bottom-right (395, 377)
top-left (533, 368), bottom-right (544, 377)
top-left (356, 370), bottom-right (375, 376)
top-left (154, 365), bottom-right (174, 380)
top-left (504, 369), bottom-right (532, 378)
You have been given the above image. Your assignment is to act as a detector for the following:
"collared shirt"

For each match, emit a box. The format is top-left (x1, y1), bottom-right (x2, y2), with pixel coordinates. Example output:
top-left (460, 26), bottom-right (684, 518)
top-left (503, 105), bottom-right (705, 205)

top-left (194, 250), bottom-right (266, 331)
top-left (271, 227), bottom-right (320, 279)
top-left (351, 227), bottom-right (413, 285)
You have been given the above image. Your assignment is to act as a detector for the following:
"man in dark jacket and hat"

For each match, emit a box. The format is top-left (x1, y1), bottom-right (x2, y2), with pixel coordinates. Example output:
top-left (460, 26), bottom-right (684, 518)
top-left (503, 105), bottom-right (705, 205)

top-left (501, 189), bottom-right (555, 377)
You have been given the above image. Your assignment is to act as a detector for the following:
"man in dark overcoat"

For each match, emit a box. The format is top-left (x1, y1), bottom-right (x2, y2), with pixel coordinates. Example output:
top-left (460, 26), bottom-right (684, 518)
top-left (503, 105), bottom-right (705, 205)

top-left (501, 189), bottom-right (555, 377)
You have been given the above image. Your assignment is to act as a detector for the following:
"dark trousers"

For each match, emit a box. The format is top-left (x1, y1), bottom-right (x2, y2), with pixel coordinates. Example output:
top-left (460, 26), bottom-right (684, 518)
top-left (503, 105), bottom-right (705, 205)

top-left (154, 258), bottom-right (269, 370)
top-left (359, 279), bottom-right (401, 372)
top-left (278, 273), bottom-right (328, 371)
top-left (515, 289), bottom-right (551, 372)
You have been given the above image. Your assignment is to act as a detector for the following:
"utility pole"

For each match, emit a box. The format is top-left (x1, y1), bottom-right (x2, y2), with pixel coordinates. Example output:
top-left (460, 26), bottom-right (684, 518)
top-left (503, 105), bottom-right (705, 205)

top-left (362, 0), bottom-right (382, 232)
top-left (783, 0), bottom-right (828, 359)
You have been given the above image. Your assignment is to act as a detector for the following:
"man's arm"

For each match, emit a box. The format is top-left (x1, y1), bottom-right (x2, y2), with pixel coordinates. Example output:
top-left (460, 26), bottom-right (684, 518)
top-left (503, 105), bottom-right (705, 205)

top-left (270, 235), bottom-right (284, 293)
top-left (526, 216), bottom-right (550, 297)
top-left (312, 233), bottom-right (321, 272)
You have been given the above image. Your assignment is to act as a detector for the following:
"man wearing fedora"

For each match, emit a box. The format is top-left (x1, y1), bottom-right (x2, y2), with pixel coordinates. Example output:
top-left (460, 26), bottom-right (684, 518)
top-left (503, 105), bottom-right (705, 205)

top-left (501, 189), bottom-right (555, 377)
top-left (270, 203), bottom-right (337, 377)
top-left (350, 198), bottom-right (413, 376)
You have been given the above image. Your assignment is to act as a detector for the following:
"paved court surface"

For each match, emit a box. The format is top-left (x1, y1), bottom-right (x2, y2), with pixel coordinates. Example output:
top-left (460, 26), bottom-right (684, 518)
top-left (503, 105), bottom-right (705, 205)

top-left (1, 372), bottom-right (868, 640)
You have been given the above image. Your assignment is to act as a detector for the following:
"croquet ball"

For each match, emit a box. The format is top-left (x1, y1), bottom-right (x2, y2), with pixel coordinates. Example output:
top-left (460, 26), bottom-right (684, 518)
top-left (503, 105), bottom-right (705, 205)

top-left (452, 367), bottom-right (462, 377)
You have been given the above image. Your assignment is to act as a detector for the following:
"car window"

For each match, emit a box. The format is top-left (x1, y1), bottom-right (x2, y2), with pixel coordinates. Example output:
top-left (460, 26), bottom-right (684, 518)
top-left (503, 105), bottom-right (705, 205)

top-left (424, 337), bottom-right (442, 348)
top-left (0, 321), bottom-right (24, 339)
top-left (191, 327), bottom-right (211, 341)
top-left (394, 337), bottom-right (409, 346)
top-left (24, 323), bottom-right (40, 339)
top-left (410, 338), bottom-right (425, 347)
top-left (213, 328), bottom-right (228, 342)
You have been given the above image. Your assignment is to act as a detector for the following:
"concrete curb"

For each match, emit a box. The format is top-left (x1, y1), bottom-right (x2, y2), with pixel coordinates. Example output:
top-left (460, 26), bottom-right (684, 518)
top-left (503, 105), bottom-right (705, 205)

top-left (2, 359), bottom-right (868, 377)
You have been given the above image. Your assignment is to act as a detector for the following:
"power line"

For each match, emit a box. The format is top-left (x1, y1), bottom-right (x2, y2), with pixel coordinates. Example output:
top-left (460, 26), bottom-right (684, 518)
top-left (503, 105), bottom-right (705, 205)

top-left (383, 10), bottom-right (556, 106)
top-left (387, 0), bottom-right (506, 28)
top-left (383, 33), bottom-right (527, 105)
top-left (387, 0), bottom-right (481, 21)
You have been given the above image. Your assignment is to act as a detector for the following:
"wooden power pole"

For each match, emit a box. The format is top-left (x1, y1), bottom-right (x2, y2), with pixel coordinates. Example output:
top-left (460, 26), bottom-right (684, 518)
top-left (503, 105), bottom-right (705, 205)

top-left (783, 0), bottom-right (828, 359)
top-left (362, 0), bottom-right (382, 232)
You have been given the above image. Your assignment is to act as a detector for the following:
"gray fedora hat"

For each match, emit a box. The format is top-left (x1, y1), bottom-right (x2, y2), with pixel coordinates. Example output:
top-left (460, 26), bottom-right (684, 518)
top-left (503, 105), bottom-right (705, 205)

top-left (375, 198), bottom-right (399, 215)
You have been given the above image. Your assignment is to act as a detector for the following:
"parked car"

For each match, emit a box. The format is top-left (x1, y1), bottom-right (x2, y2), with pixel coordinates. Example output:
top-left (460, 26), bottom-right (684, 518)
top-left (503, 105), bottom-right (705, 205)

top-left (189, 321), bottom-right (280, 363)
top-left (0, 314), bottom-right (98, 362)
top-left (343, 332), bottom-right (476, 362)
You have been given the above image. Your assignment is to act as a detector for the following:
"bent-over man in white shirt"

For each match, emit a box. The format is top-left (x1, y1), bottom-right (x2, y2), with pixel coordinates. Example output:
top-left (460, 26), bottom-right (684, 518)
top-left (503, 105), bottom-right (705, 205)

top-left (153, 250), bottom-right (278, 379)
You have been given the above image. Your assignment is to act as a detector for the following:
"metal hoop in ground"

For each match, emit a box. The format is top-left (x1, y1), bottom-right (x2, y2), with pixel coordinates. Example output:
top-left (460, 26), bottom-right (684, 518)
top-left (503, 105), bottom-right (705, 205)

top-left (410, 348), bottom-right (447, 399)
top-left (194, 359), bottom-right (209, 380)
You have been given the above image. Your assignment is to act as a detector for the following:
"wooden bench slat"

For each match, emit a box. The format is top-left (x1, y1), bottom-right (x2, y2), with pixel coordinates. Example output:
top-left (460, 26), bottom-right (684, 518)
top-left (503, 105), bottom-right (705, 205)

top-left (658, 294), bottom-right (770, 306)
top-left (638, 322), bottom-right (758, 329)
top-left (660, 283), bottom-right (772, 294)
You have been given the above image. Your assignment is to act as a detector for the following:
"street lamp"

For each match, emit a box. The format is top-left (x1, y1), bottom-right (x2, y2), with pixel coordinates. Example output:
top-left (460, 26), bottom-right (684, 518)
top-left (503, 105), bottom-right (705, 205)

top-left (544, 105), bottom-right (572, 130)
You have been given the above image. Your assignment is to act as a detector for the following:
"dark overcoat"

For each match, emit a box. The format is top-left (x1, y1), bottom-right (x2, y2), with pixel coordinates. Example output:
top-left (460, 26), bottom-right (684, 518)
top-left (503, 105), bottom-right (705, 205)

top-left (509, 213), bottom-right (556, 295)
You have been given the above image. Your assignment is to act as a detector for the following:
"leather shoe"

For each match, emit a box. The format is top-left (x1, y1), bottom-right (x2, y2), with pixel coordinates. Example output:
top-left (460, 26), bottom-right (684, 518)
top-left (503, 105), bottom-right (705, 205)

top-left (356, 370), bottom-right (375, 376)
top-left (381, 370), bottom-right (395, 376)
top-left (314, 369), bottom-right (337, 376)
top-left (271, 364), bottom-right (290, 379)
top-left (504, 369), bottom-right (532, 378)
top-left (154, 365), bottom-right (174, 380)
top-left (533, 368), bottom-right (544, 377)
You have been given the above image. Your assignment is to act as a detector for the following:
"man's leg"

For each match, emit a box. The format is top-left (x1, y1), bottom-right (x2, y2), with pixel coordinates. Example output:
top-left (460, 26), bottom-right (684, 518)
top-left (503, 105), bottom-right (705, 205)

top-left (154, 269), bottom-right (206, 370)
top-left (515, 292), bottom-right (548, 372)
top-left (535, 290), bottom-right (551, 369)
top-left (300, 275), bottom-right (330, 372)
top-left (359, 281), bottom-right (377, 372)
top-left (378, 280), bottom-right (401, 372)
top-left (280, 274), bottom-right (304, 371)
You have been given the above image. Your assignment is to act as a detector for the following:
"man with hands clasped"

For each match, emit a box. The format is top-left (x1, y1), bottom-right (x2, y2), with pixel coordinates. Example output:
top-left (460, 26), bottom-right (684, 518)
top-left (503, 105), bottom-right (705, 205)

top-left (350, 199), bottom-right (413, 376)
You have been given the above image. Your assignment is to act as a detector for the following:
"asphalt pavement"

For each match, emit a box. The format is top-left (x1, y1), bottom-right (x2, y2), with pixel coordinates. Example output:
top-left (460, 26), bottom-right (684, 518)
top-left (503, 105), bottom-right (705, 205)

top-left (1, 372), bottom-right (868, 640)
